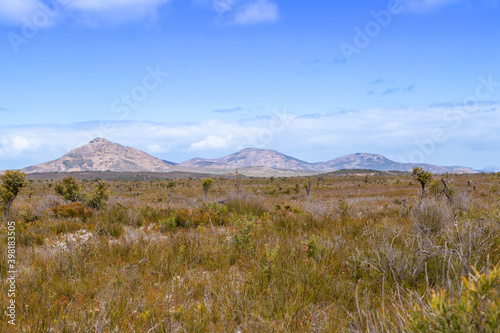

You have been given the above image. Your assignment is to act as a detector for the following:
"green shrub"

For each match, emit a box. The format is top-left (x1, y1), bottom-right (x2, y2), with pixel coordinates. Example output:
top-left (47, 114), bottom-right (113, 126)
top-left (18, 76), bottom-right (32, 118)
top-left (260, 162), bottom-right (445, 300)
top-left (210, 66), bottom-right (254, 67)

top-left (234, 217), bottom-right (255, 254)
top-left (159, 216), bottom-right (177, 232)
top-left (407, 266), bottom-right (500, 332)
top-left (54, 177), bottom-right (84, 202)
top-left (88, 180), bottom-right (109, 209)
top-left (0, 170), bottom-right (27, 218)
top-left (262, 244), bottom-right (280, 279)
top-left (303, 235), bottom-right (322, 260)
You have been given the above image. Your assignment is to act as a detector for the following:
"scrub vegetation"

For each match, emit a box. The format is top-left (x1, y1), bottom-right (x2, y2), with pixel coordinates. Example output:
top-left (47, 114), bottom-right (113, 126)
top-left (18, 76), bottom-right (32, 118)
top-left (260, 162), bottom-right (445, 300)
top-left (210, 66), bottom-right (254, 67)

top-left (1, 170), bottom-right (500, 332)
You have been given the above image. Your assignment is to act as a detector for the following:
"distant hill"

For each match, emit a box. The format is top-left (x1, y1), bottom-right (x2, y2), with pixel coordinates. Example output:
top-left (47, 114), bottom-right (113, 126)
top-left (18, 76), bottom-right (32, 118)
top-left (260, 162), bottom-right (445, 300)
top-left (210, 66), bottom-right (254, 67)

top-left (314, 153), bottom-right (477, 174)
top-left (179, 148), bottom-right (315, 171)
top-left (20, 138), bottom-right (478, 175)
top-left (23, 138), bottom-right (174, 173)
top-left (325, 169), bottom-right (398, 176)
top-left (483, 166), bottom-right (500, 173)
top-left (179, 150), bottom-right (477, 174)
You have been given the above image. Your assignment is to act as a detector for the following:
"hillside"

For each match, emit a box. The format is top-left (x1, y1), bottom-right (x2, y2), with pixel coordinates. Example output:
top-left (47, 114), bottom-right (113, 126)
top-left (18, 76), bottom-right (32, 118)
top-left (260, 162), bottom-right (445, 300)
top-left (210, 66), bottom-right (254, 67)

top-left (179, 148), bottom-right (315, 171)
top-left (23, 138), bottom-right (174, 173)
top-left (314, 153), bottom-right (477, 173)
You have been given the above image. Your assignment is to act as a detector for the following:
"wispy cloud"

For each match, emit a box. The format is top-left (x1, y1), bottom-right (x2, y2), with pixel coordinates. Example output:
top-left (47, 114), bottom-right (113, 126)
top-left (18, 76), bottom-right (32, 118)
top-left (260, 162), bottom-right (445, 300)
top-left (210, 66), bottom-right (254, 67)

top-left (400, 0), bottom-right (497, 13)
top-left (332, 55), bottom-right (348, 65)
top-left (0, 0), bottom-right (173, 26)
top-left (298, 59), bottom-right (324, 76)
top-left (213, 0), bottom-right (279, 25)
top-left (0, 0), bottom-right (278, 27)
top-left (401, 0), bottom-right (461, 13)
top-left (212, 107), bottom-right (244, 113)
top-left (404, 84), bottom-right (416, 93)
top-left (368, 80), bottom-right (416, 95)
top-left (381, 88), bottom-right (400, 95)
top-left (370, 78), bottom-right (396, 85)
top-left (68, 0), bottom-right (169, 11)
top-left (0, 107), bottom-right (9, 112)
top-left (67, 0), bottom-right (172, 25)
top-left (0, 0), bottom-right (50, 25)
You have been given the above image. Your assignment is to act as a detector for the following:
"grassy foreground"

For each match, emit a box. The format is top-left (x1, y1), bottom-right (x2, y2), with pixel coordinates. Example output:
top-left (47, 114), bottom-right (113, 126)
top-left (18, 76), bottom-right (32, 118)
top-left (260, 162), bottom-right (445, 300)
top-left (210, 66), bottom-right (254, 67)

top-left (1, 172), bottom-right (500, 332)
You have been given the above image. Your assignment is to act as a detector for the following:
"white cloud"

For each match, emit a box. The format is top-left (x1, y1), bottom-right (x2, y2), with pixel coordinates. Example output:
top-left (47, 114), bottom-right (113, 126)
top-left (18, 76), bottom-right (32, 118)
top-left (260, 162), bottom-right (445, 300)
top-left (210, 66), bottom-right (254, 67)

top-left (213, 0), bottom-right (279, 25)
top-left (11, 136), bottom-right (33, 152)
top-left (189, 135), bottom-right (229, 151)
top-left (0, 0), bottom-right (49, 25)
top-left (231, 0), bottom-right (279, 25)
top-left (146, 143), bottom-right (170, 154)
top-left (0, 135), bottom-right (43, 159)
top-left (1, 103), bottom-right (499, 169)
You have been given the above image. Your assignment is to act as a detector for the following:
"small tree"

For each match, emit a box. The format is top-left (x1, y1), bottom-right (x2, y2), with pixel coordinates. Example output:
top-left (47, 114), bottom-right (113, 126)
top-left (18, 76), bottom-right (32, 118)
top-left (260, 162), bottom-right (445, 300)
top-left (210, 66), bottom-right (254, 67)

top-left (0, 170), bottom-right (27, 218)
top-left (54, 177), bottom-right (83, 202)
top-left (304, 177), bottom-right (313, 198)
top-left (412, 167), bottom-right (433, 198)
top-left (202, 178), bottom-right (214, 201)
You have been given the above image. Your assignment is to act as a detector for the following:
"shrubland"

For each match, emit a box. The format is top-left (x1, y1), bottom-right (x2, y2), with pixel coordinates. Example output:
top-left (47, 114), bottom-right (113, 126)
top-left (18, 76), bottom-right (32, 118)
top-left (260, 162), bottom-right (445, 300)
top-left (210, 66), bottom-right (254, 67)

top-left (1, 171), bottom-right (499, 332)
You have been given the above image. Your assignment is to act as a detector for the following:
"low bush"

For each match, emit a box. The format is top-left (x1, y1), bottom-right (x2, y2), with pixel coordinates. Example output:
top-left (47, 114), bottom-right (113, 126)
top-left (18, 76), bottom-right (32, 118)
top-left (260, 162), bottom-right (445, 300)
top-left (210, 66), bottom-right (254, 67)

top-left (52, 202), bottom-right (93, 220)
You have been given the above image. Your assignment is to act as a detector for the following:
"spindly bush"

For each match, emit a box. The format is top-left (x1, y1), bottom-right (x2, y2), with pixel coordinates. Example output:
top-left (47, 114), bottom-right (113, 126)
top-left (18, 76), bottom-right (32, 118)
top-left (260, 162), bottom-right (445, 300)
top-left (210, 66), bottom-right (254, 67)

top-left (202, 178), bottom-right (214, 201)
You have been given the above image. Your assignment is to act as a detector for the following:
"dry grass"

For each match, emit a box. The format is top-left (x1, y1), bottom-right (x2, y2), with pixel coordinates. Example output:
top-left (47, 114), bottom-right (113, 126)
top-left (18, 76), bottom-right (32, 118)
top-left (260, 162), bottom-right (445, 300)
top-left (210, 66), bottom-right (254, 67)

top-left (1, 173), bottom-right (499, 332)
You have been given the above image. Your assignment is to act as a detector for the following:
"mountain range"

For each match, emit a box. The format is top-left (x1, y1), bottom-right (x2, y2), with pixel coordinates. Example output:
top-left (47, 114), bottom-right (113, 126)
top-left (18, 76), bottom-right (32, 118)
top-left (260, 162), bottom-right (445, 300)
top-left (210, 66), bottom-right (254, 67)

top-left (21, 138), bottom-right (478, 176)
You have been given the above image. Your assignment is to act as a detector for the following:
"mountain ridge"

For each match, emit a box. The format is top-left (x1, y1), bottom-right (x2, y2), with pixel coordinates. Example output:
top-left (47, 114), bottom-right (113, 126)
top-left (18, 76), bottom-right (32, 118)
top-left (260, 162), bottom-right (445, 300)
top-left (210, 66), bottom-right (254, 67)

top-left (180, 150), bottom-right (477, 174)
top-left (20, 138), bottom-right (478, 175)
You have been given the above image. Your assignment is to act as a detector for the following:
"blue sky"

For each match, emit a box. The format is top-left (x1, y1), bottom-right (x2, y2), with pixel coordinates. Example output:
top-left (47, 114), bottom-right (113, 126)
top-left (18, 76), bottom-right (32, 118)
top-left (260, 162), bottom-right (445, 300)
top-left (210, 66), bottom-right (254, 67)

top-left (0, 0), bottom-right (499, 170)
